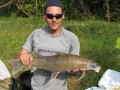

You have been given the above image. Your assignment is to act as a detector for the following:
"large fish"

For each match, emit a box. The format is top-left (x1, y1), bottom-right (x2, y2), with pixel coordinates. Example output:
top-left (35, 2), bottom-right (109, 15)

top-left (9, 54), bottom-right (101, 80)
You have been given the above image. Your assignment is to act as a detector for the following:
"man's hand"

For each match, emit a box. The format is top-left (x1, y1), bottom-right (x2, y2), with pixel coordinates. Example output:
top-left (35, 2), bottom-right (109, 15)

top-left (20, 53), bottom-right (33, 67)
top-left (16, 48), bottom-right (33, 67)
top-left (67, 69), bottom-right (82, 75)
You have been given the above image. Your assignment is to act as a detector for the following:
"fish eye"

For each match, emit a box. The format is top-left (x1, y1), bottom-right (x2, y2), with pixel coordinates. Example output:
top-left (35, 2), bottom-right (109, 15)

top-left (92, 63), bottom-right (97, 67)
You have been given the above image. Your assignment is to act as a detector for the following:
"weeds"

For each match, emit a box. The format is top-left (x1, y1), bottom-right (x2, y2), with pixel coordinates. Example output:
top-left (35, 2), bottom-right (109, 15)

top-left (0, 16), bottom-right (120, 90)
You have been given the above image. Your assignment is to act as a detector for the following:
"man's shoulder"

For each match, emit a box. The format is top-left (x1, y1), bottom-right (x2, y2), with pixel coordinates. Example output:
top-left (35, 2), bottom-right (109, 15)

top-left (62, 27), bottom-right (77, 38)
top-left (31, 27), bottom-right (48, 37)
top-left (33, 27), bottom-right (46, 33)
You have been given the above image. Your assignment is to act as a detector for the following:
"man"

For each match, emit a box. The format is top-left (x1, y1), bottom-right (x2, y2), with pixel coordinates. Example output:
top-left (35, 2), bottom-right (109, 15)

top-left (16, 0), bottom-right (80, 90)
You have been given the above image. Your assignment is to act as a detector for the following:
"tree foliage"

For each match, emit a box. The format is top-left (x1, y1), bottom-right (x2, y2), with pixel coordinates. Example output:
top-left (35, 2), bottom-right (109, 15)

top-left (0, 0), bottom-right (120, 21)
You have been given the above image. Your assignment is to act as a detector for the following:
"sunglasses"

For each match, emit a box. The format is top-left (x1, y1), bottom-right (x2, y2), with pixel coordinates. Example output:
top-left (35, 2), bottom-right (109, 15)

top-left (46, 14), bottom-right (63, 19)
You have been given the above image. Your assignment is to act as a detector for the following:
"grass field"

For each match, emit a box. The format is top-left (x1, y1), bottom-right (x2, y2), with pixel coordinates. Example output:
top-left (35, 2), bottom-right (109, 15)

top-left (0, 16), bottom-right (120, 90)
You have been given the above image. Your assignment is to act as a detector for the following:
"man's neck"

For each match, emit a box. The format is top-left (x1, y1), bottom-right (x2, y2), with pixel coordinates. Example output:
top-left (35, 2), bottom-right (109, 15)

top-left (48, 27), bottom-right (62, 36)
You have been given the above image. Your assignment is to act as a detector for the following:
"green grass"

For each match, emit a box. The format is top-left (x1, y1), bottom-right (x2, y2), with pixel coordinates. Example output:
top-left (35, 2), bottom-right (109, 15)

top-left (0, 16), bottom-right (120, 90)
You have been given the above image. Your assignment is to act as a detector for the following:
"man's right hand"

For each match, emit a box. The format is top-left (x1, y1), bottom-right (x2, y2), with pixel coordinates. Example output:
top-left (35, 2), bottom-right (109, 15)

top-left (16, 48), bottom-right (33, 67)
top-left (20, 53), bottom-right (33, 66)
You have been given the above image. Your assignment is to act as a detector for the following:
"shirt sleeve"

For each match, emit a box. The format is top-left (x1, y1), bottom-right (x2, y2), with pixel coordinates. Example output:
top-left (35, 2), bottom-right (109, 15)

top-left (69, 35), bottom-right (80, 55)
top-left (22, 31), bottom-right (34, 52)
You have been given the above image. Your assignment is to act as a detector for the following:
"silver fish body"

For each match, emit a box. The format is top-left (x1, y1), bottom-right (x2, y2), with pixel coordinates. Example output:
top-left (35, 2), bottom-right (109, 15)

top-left (9, 54), bottom-right (101, 75)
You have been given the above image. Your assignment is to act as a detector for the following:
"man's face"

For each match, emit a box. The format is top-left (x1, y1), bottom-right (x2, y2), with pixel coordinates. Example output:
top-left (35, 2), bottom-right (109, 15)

top-left (44, 6), bottom-right (64, 31)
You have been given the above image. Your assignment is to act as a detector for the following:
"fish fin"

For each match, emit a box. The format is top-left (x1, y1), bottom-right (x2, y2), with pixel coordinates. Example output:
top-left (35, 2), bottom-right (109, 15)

top-left (51, 72), bottom-right (60, 79)
top-left (31, 66), bottom-right (37, 72)
top-left (8, 59), bottom-right (23, 75)
top-left (76, 70), bottom-right (85, 81)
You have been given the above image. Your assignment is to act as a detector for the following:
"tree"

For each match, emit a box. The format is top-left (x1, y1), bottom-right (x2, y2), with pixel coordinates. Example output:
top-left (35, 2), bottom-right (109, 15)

top-left (79, 0), bottom-right (91, 17)
top-left (35, 0), bottom-right (38, 16)
top-left (0, 0), bottom-right (13, 8)
top-left (104, 0), bottom-right (110, 21)
top-left (0, 0), bottom-right (120, 21)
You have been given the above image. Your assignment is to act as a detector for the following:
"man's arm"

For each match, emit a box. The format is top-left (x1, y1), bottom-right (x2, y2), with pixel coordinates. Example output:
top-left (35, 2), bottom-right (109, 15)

top-left (16, 48), bottom-right (33, 66)
top-left (68, 35), bottom-right (80, 75)
top-left (69, 36), bottom-right (80, 55)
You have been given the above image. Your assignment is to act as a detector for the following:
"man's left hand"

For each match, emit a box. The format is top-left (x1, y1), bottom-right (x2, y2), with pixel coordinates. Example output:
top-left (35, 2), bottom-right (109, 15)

top-left (67, 69), bottom-right (82, 76)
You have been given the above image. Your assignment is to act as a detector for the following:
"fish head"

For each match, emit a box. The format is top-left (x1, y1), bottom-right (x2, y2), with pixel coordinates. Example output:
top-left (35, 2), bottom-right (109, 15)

top-left (87, 61), bottom-right (101, 73)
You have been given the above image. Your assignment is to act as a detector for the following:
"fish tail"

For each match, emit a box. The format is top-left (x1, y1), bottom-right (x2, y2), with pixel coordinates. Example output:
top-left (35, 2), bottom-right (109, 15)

top-left (8, 59), bottom-right (23, 75)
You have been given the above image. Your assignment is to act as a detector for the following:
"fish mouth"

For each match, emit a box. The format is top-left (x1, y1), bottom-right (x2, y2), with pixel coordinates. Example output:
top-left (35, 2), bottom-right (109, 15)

top-left (95, 66), bottom-right (101, 73)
